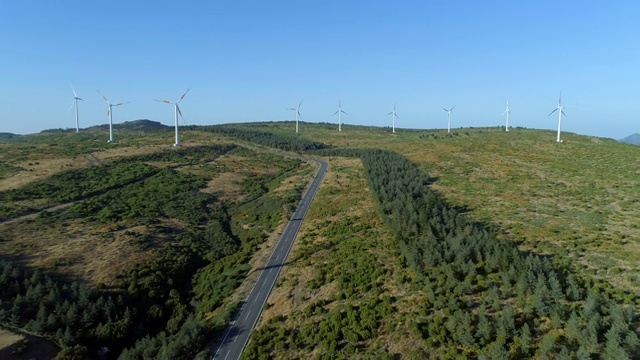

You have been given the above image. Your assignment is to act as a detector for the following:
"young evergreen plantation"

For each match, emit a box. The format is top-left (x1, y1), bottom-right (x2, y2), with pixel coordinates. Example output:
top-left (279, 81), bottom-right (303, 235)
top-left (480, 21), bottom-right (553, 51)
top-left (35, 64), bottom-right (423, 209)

top-left (0, 123), bottom-right (638, 359)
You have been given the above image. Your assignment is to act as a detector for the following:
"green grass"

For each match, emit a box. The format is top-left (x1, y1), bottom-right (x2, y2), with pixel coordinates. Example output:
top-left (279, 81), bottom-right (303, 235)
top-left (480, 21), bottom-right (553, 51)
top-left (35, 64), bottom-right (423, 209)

top-left (229, 122), bottom-right (640, 295)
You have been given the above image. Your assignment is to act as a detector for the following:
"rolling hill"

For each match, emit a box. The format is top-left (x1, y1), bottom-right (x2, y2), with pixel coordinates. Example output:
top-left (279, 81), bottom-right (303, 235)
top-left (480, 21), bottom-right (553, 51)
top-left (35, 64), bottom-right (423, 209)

top-left (88, 119), bottom-right (171, 131)
top-left (620, 133), bottom-right (640, 145)
top-left (1, 123), bottom-right (639, 358)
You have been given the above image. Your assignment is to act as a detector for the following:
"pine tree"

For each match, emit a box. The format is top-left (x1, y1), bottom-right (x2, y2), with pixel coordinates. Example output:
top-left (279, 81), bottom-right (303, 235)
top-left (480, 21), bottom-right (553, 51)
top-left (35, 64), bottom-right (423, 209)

top-left (520, 323), bottom-right (531, 356)
top-left (604, 326), bottom-right (630, 360)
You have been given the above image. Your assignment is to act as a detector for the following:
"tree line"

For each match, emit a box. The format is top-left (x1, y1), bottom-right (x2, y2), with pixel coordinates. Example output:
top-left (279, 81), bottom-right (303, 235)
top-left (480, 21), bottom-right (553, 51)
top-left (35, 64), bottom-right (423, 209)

top-left (312, 148), bottom-right (640, 358)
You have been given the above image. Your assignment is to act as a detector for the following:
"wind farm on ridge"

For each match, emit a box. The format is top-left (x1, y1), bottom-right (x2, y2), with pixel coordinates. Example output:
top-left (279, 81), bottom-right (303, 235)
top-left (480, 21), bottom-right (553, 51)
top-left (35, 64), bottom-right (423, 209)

top-left (66, 84), bottom-right (574, 146)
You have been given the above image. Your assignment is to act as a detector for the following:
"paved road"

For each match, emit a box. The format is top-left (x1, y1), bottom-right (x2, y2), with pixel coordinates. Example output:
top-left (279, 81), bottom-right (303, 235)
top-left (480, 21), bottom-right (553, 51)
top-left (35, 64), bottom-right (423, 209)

top-left (212, 159), bottom-right (328, 360)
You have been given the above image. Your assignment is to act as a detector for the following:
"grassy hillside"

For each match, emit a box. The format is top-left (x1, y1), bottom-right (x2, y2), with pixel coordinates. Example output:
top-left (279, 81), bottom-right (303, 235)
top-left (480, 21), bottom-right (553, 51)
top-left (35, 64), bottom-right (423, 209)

top-left (1, 122), bottom-right (638, 358)
top-left (237, 122), bottom-right (640, 296)
top-left (0, 130), bottom-right (316, 358)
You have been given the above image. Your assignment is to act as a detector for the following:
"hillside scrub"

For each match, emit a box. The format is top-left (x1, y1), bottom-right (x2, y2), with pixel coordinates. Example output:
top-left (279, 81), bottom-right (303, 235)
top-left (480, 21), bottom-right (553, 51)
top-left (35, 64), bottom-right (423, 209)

top-left (0, 144), bottom-right (236, 222)
top-left (311, 148), bottom-right (640, 358)
top-left (0, 143), bottom-right (310, 358)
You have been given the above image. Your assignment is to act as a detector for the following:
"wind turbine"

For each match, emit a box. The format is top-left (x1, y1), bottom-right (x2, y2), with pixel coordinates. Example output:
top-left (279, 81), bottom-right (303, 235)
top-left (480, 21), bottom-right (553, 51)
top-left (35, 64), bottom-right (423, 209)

top-left (97, 91), bottom-right (129, 143)
top-left (287, 100), bottom-right (303, 133)
top-left (548, 93), bottom-right (566, 143)
top-left (69, 84), bottom-right (84, 133)
top-left (332, 101), bottom-right (348, 132)
top-left (387, 104), bottom-right (398, 133)
top-left (443, 106), bottom-right (455, 133)
top-left (503, 102), bottom-right (510, 132)
top-left (155, 88), bottom-right (189, 146)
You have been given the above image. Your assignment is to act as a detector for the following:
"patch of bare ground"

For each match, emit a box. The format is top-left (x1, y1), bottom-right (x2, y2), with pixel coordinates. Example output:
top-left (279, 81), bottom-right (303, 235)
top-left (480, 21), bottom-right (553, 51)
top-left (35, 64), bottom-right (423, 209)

top-left (203, 172), bottom-right (245, 202)
top-left (0, 217), bottom-right (186, 286)
top-left (0, 328), bottom-right (59, 360)
top-left (0, 329), bottom-right (23, 350)
top-left (254, 157), bottom-right (428, 358)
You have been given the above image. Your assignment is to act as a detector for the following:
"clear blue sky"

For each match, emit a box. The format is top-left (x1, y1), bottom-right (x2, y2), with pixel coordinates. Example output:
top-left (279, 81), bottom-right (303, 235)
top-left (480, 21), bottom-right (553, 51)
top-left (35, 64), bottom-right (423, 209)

top-left (1, 1), bottom-right (638, 139)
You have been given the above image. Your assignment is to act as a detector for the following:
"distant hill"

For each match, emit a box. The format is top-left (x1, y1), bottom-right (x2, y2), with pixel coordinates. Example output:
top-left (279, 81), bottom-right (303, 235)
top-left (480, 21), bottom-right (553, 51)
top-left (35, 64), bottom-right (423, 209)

top-left (89, 119), bottom-right (170, 132)
top-left (0, 132), bottom-right (19, 140)
top-left (619, 133), bottom-right (640, 145)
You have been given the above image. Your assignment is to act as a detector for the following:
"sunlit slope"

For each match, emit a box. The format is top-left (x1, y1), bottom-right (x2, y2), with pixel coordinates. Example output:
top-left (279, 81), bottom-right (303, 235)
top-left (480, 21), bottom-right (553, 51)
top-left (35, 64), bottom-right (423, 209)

top-left (241, 122), bottom-right (640, 294)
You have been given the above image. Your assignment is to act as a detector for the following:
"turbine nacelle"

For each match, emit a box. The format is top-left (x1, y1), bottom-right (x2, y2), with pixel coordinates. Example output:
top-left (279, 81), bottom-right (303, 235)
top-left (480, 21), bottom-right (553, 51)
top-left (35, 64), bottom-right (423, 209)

top-left (155, 89), bottom-right (190, 146)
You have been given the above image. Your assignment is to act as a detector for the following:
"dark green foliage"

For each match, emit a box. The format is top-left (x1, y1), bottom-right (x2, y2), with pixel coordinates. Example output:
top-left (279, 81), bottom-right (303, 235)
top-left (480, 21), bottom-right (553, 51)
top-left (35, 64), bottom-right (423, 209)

top-left (202, 125), bottom-right (329, 152)
top-left (313, 147), bottom-right (640, 357)
top-left (118, 315), bottom-right (208, 360)
top-left (0, 144), bottom-right (235, 221)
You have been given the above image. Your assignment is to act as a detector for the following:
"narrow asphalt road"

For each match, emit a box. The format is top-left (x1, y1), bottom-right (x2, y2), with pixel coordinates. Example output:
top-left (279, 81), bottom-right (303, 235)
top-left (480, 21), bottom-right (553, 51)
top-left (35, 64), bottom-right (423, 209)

top-left (212, 159), bottom-right (328, 360)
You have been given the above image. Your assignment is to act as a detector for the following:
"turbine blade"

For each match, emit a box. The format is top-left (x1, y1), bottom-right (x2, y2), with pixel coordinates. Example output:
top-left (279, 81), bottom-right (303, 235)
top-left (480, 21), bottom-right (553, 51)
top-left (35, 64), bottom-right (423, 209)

top-left (548, 108), bottom-right (558, 116)
top-left (178, 88), bottom-right (190, 103)
top-left (451, 105), bottom-right (456, 111)
top-left (177, 105), bottom-right (183, 118)
top-left (342, 110), bottom-right (348, 115)
top-left (442, 108), bottom-right (448, 112)
top-left (70, 83), bottom-right (78, 98)
top-left (387, 112), bottom-right (393, 116)
top-left (561, 110), bottom-right (566, 116)
top-left (332, 110), bottom-right (339, 116)
top-left (68, 100), bottom-right (75, 112)
top-left (97, 91), bottom-right (111, 105)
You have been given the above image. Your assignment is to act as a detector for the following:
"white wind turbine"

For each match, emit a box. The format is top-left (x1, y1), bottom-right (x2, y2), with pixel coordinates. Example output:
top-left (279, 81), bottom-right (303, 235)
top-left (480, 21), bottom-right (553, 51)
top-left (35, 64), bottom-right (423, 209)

top-left (503, 102), bottom-right (510, 132)
top-left (287, 100), bottom-right (303, 133)
top-left (69, 84), bottom-right (83, 133)
top-left (332, 101), bottom-right (348, 132)
top-left (97, 91), bottom-right (129, 143)
top-left (548, 93), bottom-right (566, 143)
top-left (387, 104), bottom-right (398, 133)
top-left (155, 88), bottom-right (190, 146)
top-left (443, 106), bottom-right (455, 133)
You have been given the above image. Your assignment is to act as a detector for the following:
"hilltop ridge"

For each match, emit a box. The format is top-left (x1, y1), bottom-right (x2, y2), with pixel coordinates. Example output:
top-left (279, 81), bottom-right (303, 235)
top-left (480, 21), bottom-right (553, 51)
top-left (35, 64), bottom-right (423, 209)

top-left (620, 133), bottom-right (640, 145)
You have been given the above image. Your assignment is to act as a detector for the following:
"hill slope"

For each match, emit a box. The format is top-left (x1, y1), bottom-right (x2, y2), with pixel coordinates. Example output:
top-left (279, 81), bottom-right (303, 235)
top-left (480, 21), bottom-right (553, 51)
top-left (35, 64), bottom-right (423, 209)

top-left (88, 119), bottom-right (170, 131)
top-left (234, 123), bottom-right (640, 295)
top-left (620, 133), bottom-right (640, 145)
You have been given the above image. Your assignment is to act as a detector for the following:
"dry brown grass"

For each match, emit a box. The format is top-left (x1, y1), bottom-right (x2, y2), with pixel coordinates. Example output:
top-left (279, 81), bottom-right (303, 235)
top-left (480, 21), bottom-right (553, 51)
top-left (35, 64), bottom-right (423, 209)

top-left (0, 216), bottom-right (186, 286)
top-left (0, 328), bottom-right (59, 359)
top-left (0, 329), bottom-right (23, 350)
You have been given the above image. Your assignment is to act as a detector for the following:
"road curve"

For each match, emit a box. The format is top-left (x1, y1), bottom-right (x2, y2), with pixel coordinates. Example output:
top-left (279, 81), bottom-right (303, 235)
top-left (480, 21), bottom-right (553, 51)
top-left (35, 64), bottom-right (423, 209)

top-left (212, 159), bottom-right (328, 360)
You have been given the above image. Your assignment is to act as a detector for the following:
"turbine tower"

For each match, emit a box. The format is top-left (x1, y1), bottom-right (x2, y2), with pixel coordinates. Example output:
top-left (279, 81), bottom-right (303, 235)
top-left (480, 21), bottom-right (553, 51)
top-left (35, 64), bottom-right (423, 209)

top-left (69, 84), bottom-right (83, 133)
top-left (332, 101), bottom-right (348, 131)
top-left (98, 91), bottom-right (128, 143)
top-left (443, 106), bottom-right (455, 133)
top-left (287, 100), bottom-right (303, 133)
top-left (503, 102), bottom-right (510, 132)
top-left (548, 93), bottom-right (566, 143)
top-left (155, 88), bottom-right (190, 146)
top-left (387, 104), bottom-right (398, 133)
